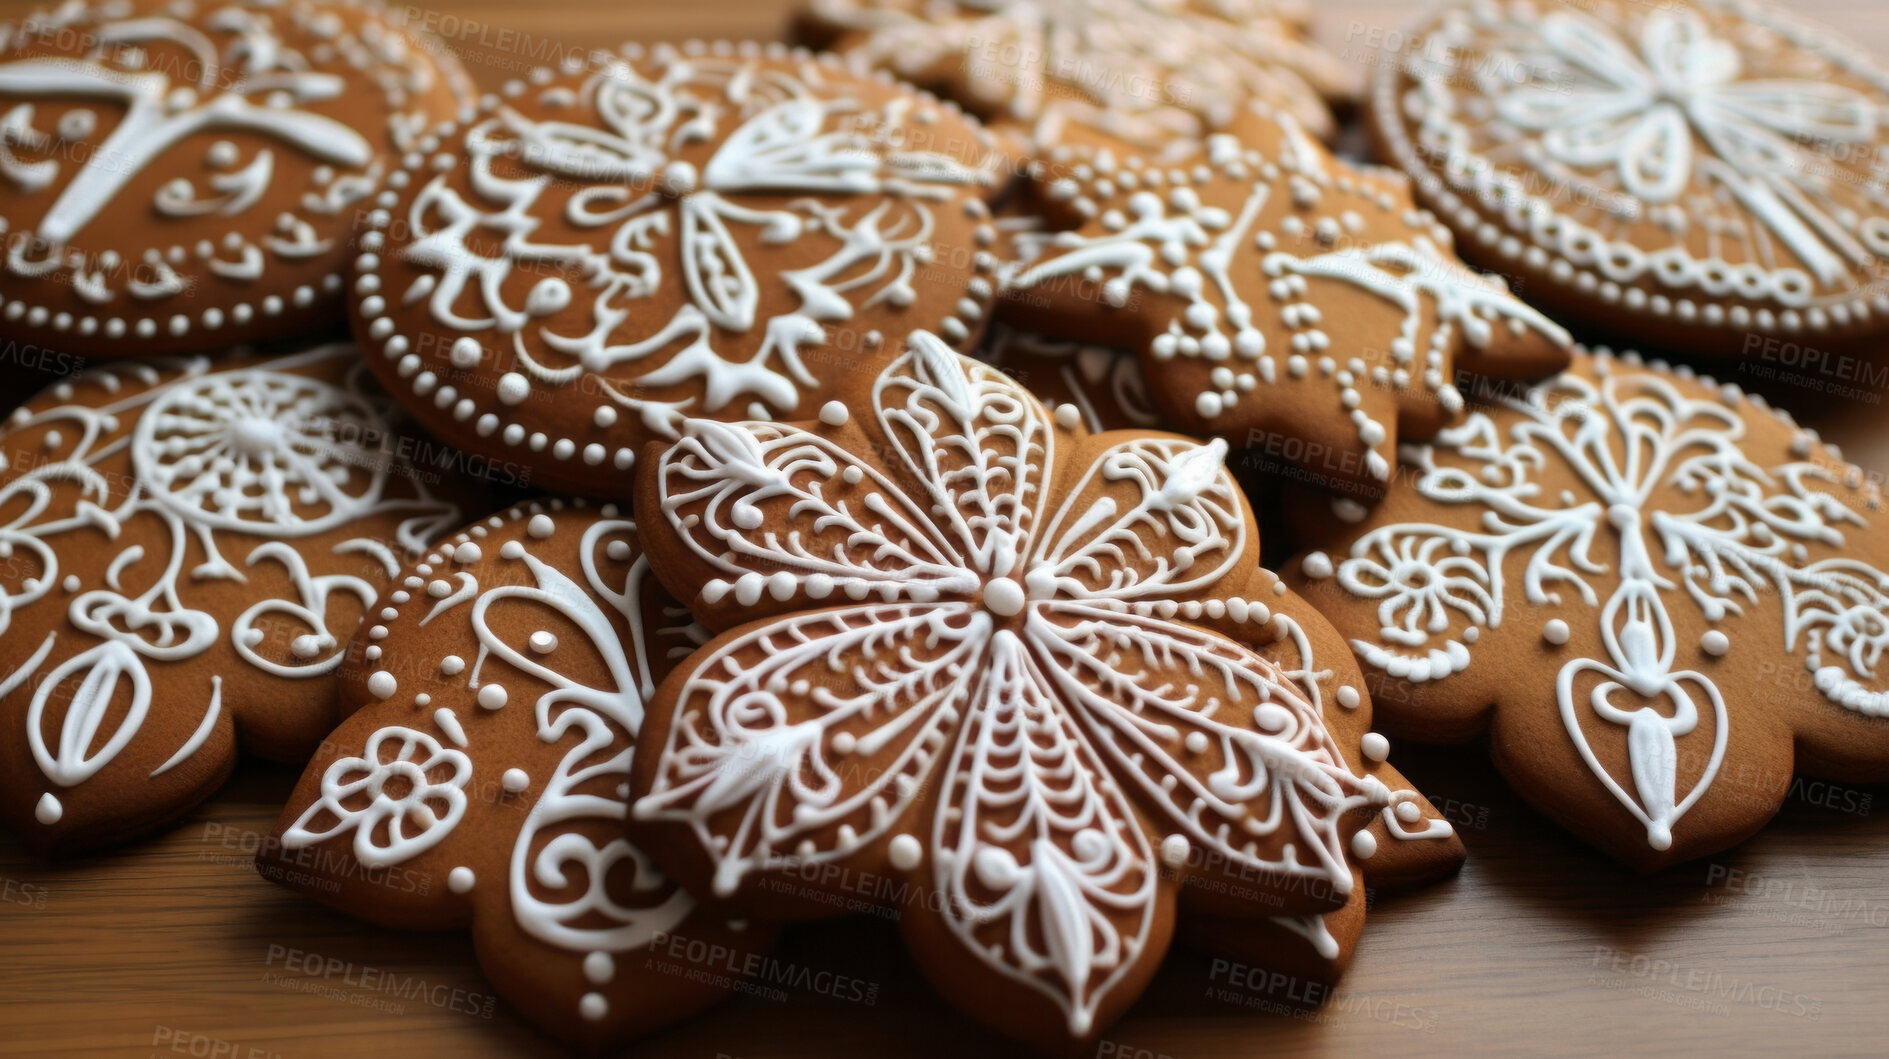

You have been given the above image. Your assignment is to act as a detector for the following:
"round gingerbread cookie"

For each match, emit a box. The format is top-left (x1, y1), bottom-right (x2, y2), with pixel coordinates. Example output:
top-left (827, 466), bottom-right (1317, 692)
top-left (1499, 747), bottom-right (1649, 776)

top-left (0, 342), bottom-right (469, 853)
top-left (626, 328), bottom-right (1423, 1048)
top-left (1290, 346), bottom-right (1889, 869)
top-left (796, 0), bottom-right (1354, 149)
top-left (261, 499), bottom-right (769, 1050)
top-left (0, 0), bottom-right (471, 355)
top-left (350, 39), bottom-right (1007, 498)
top-left (1002, 109), bottom-right (1573, 499)
top-left (1370, 0), bottom-right (1889, 354)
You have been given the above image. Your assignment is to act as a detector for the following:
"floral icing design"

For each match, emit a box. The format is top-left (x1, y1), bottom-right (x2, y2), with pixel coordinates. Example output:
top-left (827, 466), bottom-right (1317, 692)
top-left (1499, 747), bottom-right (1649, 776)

top-left (802, 0), bottom-right (1351, 145)
top-left (635, 330), bottom-right (1390, 1035)
top-left (275, 503), bottom-right (723, 1039)
top-left (282, 726), bottom-right (473, 865)
top-left (0, 344), bottom-right (459, 838)
top-left (1003, 114), bottom-right (1569, 487)
top-left (0, 0), bottom-right (459, 345)
top-left (355, 40), bottom-right (1002, 487)
top-left (1376, 0), bottom-right (1889, 337)
top-left (1300, 350), bottom-right (1889, 852)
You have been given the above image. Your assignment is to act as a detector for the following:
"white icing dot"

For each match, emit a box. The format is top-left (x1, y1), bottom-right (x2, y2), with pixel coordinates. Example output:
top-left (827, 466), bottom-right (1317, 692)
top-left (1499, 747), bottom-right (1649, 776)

top-left (496, 372), bottom-right (531, 406)
top-left (528, 514), bottom-right (555, 539)
top-left (818, 401), bottom-right (848, 426)
top-left (1361, 733), bottom-right (1390, 762)
top-left (888, 833), bottom-right (923, 871)
top-left (1544, 619), bottom-right (1571, 646)
top-left (1159, 833), bottom-right (1191, 869)
top-left (1184, 731), bottom-right (1209, 754)
top-left (449, 337), bottom-right (483, 369)
top-left (1302, 552), bottom-right (1334, 579)
top-left (367, 671), bottom-right (397, 700)
top-left (502, 768), bottom-right (529, 793)
top-left (1701, 630), bottom-right (1730, 657)
top-left (529, 630), bottom-right (558, 654)
top-left (1335, 686), bottom-right (1360, 709)
top-left (454, 542), bottom-right (481, 564)
top-left (35, 793), bottom-right (61, 825)
top-left (477, 684), bottom-right (508, 710)
top-left (983, 577), bottom-right (1026, 617)
top-left (448, 867), bottom-right (475, 894)
top-left (1351, 830), bottom-right (1378, 860)
top-left (583, 952), bottom-right (616, 985)
top-left (579, 993), bottom-right (607, 1021)
top-left (440, 655), bottom-right (465, 676)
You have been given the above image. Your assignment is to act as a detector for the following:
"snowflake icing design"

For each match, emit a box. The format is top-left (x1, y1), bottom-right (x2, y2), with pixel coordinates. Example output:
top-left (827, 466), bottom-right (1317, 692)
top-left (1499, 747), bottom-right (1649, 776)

top-left (395, 49), bottom-right (995, 434)
top-left (634, 330), bottom-right (1387, 1033)
top-left (1302, 351), bottom-right (1889, 851)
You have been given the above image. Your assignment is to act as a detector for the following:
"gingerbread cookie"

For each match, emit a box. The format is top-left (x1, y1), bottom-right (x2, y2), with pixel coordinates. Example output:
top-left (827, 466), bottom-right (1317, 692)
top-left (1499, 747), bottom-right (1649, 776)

top-left (1002, 110), bottom-right (1572, 498)
top-left (1369, 0), bottom-right (1889, 354)
top-left (261, 499), bottom-right (768, 1050)
top-left (0, 0), bottom-right (470, 355)
top-left (1291, 347), bottom-right (1889, 869)
top-left (350, 39), bottom-right (1006, 498)
top-left (0, 342), bottom-right (467, 853)
top-left (625, 328), bottom-right (1446, 1047)
top-left (797, 0), bottom-right (1354, 149)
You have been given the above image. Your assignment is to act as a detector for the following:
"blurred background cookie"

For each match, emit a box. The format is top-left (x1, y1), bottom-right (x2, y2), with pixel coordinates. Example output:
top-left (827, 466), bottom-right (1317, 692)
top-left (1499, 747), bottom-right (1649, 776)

top-left (0, 0), bottom-right (472, 356)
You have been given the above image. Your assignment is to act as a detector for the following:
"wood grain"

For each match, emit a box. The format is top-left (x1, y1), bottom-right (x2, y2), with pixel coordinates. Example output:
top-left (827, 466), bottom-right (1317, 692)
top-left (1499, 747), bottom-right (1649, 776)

top-left (5, 1), bottom-right (1889, 1057)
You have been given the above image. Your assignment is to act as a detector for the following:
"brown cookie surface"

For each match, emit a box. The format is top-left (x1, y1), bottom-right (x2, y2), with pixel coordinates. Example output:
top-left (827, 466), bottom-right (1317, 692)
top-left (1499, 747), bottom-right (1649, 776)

top-left (0, 342), bottom-right (469, 853)
top-left (1001, 110), bottom-right (1573, 499)
top-left (350, 39), bottom-right (1007, 497)
top-left (1369, 0), bottom-right (1889, 354)
top-left (0, 0), bottom-right (470, 354)
top-left (798, 0), bottom-right (1353, 147)
top-left (1291, 347), bottom-right (1889, 869)
top-left (626, 328), bottom-right (1442, 1048)
top-left (261, 499), bottom-right (768, 1051)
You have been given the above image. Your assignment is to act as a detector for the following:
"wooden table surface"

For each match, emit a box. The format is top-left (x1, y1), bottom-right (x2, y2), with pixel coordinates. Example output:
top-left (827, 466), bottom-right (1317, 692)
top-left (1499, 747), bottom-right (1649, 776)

top-left (6, 1), bottom-right (1889, 1057)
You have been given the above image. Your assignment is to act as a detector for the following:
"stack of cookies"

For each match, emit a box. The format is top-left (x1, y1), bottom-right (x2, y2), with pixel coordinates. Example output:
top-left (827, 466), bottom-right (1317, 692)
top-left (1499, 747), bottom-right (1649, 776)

top-left (3, 0), bottom-right (1888, 1052)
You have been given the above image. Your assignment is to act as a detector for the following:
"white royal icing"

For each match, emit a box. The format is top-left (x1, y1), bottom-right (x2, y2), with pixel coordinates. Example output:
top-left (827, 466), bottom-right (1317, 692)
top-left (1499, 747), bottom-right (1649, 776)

top-left (281, 502), bottom-right (700, 1026)
top-left (354, 40), bottom-right (999, 477)
top-left (1376, 0), bottom-right (1889, 335)
top-left (635, 330), bottom-right (1388, 1034)
top-left (0, 344), bottom-right (458, 827)
top-left (1327, 350), bottom-right (1889, 850)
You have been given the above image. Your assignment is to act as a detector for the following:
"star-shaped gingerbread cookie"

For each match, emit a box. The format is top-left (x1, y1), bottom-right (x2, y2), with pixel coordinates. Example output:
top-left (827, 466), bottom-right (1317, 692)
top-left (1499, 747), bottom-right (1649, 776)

top-left (1001, 111), bottom-right (1573, 498)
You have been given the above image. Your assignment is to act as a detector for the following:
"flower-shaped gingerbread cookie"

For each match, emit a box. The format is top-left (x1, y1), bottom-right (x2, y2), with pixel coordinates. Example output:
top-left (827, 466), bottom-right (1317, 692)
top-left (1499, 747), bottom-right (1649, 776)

top-left (0, 343), bottom-right (465, 852)
top-left (353, 39), bottom-right (1006, 497)
top-left (263, 500), bottom-right (769, 1050)
top-left (1371, 0), bottom-right (1889, 353)
top-left (629, 330), bottom-right (1417, 1047)
top-left (1291, 348), bottom-right (1889, 869)
top-left (797, 0), bottom-right (1353, 147)
top-left (1002, 111), bottom-right (1572, 497)
top-left (0, 0), bottom-right (469, 354)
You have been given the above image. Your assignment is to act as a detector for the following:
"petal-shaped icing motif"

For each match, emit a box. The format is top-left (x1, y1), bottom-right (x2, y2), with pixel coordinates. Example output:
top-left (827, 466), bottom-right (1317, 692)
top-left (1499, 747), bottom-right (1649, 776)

top-left (282, 726), bottom-right (473, 867)
top-left (929, 629), bottom-right (1157, 1036)
top-left (636, 603), bottom-right (985, 895)
top-left (1032, 436), bottom-right (1246, 601)
top-left (1032, 604), bottom-right (1376, 890)
top-left (874, 332), bottom-right (1055, 578)
top-left (655, 418), bottom-right (980, 612)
